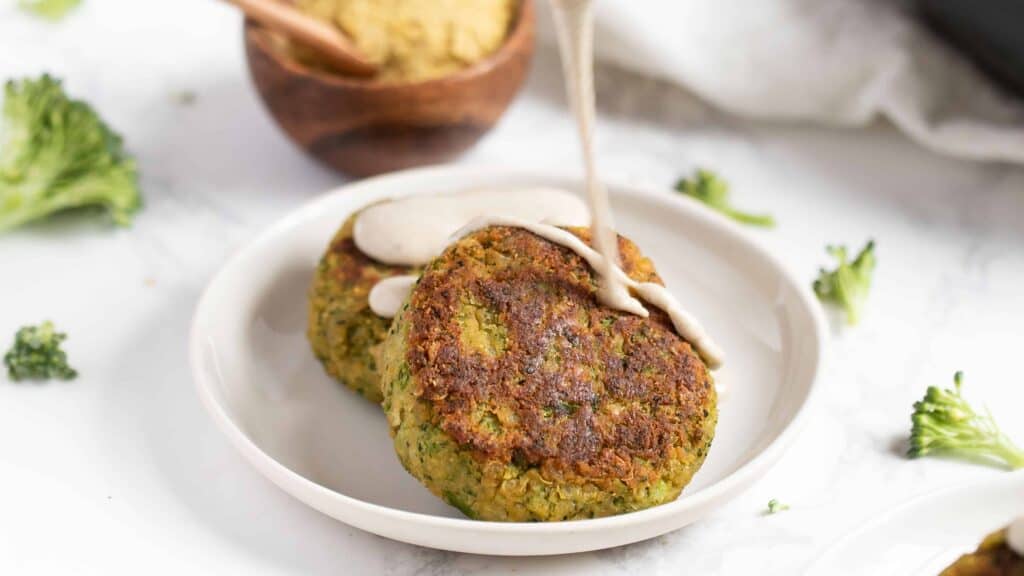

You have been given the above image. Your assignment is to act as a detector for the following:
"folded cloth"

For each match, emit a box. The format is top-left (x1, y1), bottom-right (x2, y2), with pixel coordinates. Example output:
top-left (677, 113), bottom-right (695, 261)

top-left (538, 0), bottom-right (1024, 164)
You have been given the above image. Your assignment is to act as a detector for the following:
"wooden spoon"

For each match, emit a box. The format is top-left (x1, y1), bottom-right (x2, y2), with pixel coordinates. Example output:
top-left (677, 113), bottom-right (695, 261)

top-left (222, 0), bottom-right (377, 77)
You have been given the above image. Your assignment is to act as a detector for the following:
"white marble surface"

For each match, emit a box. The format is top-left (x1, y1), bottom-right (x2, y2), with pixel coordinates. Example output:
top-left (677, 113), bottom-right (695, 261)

top-left (2, 1), bottom-right (1023, 574)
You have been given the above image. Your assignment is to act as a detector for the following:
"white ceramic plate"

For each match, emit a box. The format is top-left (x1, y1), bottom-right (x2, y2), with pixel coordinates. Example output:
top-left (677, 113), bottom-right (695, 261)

top-left (189, 165), bottom-right (826, 556)
top-left (808, 473), bottom-right (1024, 575)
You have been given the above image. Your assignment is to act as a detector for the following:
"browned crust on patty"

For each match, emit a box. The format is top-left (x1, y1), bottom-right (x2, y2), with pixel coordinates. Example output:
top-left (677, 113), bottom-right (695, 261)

top-left (307, 214), bottom-right (414, 401)
top-left (326, 217), bottom-right (408, 287)
top-left (404, 225), bottom-right (715, 482)
top-left (942, 529), bottom-right (1024, 576)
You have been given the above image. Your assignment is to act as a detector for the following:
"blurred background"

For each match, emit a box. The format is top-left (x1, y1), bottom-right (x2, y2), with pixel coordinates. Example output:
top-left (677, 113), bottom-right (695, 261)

top-left (1, 0), bottom-right (1023, 574)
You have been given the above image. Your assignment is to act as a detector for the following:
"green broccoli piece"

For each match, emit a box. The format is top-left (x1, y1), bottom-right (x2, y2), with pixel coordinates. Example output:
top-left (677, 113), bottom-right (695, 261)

top-left (4, 321), bottom-right (77, 381)
top-left (674, 169), bottom-right (775, 227)
top-left (813, 240), bottom-right (876, 325)
top-left (765, 499), bottom-right (790, 515)
top-left (19, 0), bottom-right (81, 20)
top-left (908, 372), bottom-right (1024, 470)
top-left (0, 75), bottom-right (141, 232)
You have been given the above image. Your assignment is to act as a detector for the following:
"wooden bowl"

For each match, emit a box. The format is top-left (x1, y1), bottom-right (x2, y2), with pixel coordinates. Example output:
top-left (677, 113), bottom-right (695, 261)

top-left (244, 1), bottom-right (536, 178)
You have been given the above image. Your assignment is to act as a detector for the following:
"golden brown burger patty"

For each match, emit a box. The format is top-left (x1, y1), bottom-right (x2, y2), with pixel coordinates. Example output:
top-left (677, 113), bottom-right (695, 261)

top-left (942, 529), bottom-right (1024, 576)
top-left (380, 225), bottom-right (717, 521)
top-left (307, 214), bottom-right (414, 402)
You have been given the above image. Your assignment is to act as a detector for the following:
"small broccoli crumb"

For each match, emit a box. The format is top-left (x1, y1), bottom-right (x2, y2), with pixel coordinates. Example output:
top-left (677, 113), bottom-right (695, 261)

top-left (0, 75), bottom-right (142, 232)
top-left (19, 0), bottom-right (81, 20)
top-left (908, 372), bottom-right (1024, 470)
top-left (813, 240), bottom-right (876, 325)
top-left (4, 321), bottom-right (77, 381)
top-left (173, 91), bottom-right (197, 107)
top-left (766, 498), bottom-right (790, 515)
top-left (674, 169), bottom-right (775, 227)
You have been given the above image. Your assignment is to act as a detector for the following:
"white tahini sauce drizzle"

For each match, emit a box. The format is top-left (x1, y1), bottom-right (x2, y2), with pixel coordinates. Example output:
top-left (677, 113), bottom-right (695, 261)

top-left (368, 275), bottom-right (418, 318)
top-left (454, 216), bottom-right (725, 369)
top-left (355, 1), bottom-right (726, 370)
top-left (550, 0), bottom-right (638, 315)
top-left (547, 0), bottom-right (724, 367)
top-left (1009, 516), bottom-right (1024, 556)
top-left (361, 188), bottom-right (589, 318)
top-left (354, 188), bottom-right (589, 267)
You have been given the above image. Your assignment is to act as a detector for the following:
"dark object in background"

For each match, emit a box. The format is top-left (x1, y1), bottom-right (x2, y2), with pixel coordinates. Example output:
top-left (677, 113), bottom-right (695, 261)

top-left (918, 0), bottom-right (1024, 98)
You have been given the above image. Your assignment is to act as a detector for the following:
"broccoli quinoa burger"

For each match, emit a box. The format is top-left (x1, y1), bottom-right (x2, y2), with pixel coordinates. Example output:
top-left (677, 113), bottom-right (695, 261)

top-left (378, 225), bottom-right (717, 521)
top-left (307, 213), bottom-right (415, 403)
top-left (942, 521), bottom-right (1024, 576)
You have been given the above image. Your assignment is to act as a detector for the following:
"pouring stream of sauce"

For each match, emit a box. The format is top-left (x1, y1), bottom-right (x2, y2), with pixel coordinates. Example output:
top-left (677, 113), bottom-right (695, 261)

top-left (455, 216), bottom-right (725, 368)
top-left (357, 0), bottom-right (725, 369)
top-left (549, 0), bottom-right (644, 317)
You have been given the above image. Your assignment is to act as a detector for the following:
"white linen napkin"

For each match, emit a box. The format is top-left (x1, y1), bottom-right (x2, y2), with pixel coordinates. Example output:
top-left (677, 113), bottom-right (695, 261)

top-left (538, 0), bottom-right (1024, 164)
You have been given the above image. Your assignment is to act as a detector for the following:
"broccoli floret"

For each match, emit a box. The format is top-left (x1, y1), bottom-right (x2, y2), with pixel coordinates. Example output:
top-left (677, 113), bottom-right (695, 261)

top-left (4, 321), bottom-right (77, 381)
top-left (908, 372), bottom-right (1024, 470)
top-left (0, 75), bottom-right (141, 232)
top-left (19, 0), bottom-right (81, 20)
top-left (813, 240), bottom-right (875, 325)
top-left (674, 169), bottom-right (775, 227)
top-left (765, 499), bottom-right (790, 515)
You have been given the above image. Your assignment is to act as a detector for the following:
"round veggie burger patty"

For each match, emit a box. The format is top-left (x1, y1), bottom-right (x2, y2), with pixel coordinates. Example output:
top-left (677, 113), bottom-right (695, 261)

top-left (941, 528), bottom-right (1024, 576)
top-left (378, 225), bottom-right (717, 521)
top-left (307, 214), bottom-right (414, 403)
